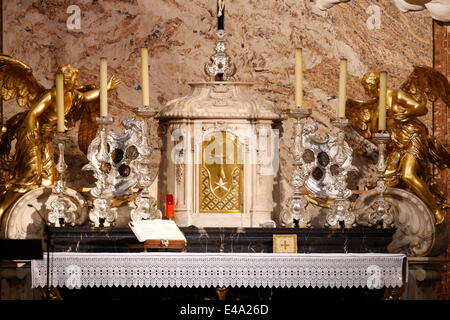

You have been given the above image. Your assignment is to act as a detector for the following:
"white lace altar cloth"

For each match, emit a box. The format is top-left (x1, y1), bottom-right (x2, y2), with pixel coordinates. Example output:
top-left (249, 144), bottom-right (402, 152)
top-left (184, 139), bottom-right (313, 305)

top-left (31, 252), bottom-right (406, 289)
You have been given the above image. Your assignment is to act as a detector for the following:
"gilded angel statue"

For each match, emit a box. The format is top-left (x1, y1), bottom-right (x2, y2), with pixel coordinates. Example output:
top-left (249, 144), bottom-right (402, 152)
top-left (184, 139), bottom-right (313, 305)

top-left (0, 55), bottom-right (120, 224)
top-left (346, 66), bottom-right (450, 224)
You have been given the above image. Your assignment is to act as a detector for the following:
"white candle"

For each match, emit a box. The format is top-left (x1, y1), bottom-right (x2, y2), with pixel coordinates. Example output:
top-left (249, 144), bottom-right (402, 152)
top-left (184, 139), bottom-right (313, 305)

top-left (338, 59), bottom-right (347, 118)
top-left (378, 71), bottom-right (387, 131)
top-left (141, 47), bottom-right (150, 107)
top-left (100, 57), bottom-right (108, 117)
top-left (295, 48), bottom-right (303, 107)
top-left (56, 73), bottom-right (65, 132)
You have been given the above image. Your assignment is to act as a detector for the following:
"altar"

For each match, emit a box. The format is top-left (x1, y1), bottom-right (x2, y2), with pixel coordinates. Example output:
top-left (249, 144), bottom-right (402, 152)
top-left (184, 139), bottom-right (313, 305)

top-left (0, 0), bottom-right (450, 302)
top-left (27, 226), bottom-right (405, 300)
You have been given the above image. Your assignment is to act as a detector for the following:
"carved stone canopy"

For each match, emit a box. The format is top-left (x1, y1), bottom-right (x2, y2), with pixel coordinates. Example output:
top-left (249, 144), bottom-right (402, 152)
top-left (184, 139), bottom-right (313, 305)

top-left (158, 82), bottom-right (281, 121)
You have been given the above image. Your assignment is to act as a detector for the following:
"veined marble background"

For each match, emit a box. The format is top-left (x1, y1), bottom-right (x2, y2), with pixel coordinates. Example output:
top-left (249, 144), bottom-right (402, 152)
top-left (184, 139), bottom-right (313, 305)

top-left (2, 0), bottom-right (433, 207)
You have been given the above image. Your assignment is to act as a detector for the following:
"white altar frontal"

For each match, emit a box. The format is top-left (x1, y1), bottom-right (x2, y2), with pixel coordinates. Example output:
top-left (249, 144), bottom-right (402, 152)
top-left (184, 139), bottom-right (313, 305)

top-left (31, 252), bottom-right (406, 289)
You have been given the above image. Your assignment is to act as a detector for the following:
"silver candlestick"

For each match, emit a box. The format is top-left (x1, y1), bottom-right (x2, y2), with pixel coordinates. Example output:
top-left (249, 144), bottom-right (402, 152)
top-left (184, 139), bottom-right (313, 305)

top-left (48, 136), bottom-right (73, 227)
top-left (280, 107), bottom-right (312, 228)
top-left (368, 132), bottom-right (394, 228)
top-left (130, 107), bottom-right (162, 221)
top-left (89, 116), bottom-right (116, 227)
top-left (327, 118), bottom-right (356, 229)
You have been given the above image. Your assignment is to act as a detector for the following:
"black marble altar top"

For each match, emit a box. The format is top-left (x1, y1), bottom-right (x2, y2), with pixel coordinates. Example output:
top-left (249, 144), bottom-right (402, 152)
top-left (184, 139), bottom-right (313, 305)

top-left (47, 226), bottom-right (395, 254)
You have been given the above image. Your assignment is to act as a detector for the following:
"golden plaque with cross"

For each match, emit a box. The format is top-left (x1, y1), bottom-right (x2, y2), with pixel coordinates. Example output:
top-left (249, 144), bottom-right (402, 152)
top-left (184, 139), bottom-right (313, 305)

top-left (200, 131), bottom-right (243, 213)
top-left (273, 235), bottom-right (298, 253)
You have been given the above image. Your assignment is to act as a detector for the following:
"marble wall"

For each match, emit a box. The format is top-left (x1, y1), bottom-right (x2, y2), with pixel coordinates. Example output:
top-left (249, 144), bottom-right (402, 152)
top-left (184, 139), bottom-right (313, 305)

top-left (433, 20), bottom-right (450, 300)
top-left (2, 0), bottom-right (433, 202)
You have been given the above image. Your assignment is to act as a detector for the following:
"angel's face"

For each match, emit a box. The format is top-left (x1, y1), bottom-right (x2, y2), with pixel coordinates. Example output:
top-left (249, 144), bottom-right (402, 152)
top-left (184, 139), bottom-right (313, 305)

top-left (362, 72), bottom-right (380, 98)
top-left (59, 65), bottom-right (78, 91)
top-left (65, 72), bottom-right (78, 90)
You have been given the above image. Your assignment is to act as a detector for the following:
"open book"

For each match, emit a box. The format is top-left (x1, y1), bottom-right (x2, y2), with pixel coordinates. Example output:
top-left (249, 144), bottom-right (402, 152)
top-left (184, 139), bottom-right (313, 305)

top-left (128, 219), bottom-right (187, 243)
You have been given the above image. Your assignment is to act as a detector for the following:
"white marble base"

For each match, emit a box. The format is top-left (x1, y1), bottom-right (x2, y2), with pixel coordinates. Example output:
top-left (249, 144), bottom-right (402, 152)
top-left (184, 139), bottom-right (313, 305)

top-left (174, 211), bottom-right (272, 228)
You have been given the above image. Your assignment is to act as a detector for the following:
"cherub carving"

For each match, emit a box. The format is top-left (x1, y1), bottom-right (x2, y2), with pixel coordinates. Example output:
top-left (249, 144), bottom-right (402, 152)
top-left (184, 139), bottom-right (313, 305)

top-left (346, 66), bottom-right (450, 224)
top-left (0, 55), bottom-right (120, 224)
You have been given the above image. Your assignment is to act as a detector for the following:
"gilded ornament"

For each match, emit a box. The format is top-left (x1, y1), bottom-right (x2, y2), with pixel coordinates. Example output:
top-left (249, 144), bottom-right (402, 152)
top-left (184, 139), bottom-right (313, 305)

top-left (0, 55), bottom-right (120, 225)
top-left (346, 66), bottom-right (450, 224)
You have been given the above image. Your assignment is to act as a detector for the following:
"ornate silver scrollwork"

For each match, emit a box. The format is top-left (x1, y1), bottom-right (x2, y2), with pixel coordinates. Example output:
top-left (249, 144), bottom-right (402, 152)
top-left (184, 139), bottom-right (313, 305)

top-left (84, 112), bottom-right (162, 225)
top-left (204, 30), bottom-right (236, 80)
top-left (301, 119), bottom-right (356, 200)
top-left (83, 118), bottom-right (144, 193)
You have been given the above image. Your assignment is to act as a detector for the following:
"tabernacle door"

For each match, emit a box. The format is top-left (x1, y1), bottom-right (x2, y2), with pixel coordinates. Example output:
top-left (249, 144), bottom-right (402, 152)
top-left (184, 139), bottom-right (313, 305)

top-left (199, 131), bottom-right (243, 213)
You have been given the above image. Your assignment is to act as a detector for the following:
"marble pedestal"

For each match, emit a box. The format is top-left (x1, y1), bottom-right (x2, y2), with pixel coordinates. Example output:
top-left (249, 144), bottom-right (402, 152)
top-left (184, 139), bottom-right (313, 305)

top-left (0, 261), bottom-right (41, 300)
top-left (403, 257), bottom-right (449, 300)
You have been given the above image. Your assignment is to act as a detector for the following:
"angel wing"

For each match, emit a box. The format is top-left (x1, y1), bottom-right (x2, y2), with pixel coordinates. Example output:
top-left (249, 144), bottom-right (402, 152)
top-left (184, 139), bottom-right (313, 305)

top-left (0, 55), bottom-right (46, 109)
top-left (400, 66), bottom-right (450, 167)
top-left (345, 98), bottom-right (378, 140)
top-left (400, 65), bottom-right (450, 106)
top-left (65, 85), bottom-right (99, 155)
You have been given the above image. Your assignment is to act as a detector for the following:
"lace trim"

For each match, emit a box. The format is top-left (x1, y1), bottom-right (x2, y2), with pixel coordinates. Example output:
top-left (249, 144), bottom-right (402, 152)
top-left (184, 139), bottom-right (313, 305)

top-left (31, 252), bottom-right (406, 289)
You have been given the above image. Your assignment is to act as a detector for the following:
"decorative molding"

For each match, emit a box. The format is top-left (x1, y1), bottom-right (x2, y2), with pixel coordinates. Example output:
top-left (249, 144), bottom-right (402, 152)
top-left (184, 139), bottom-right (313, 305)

top-left (315, 0), bottom-right (350, 10)
top-left (158, 82), bottom-right (281, 121)
top-left (355, 187), bottom-right (449, 257)
top-left (315, 0), bottom-right (450, 22)
top-left (394, 0), bottom-right (450, 22)
top-left (1, 187), bottom-right (88, 239)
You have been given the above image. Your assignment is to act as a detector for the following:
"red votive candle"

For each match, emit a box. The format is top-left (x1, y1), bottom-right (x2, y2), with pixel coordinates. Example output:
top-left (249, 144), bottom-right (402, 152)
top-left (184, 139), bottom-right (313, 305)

top-left (166, 194), bottom-right (174, 219)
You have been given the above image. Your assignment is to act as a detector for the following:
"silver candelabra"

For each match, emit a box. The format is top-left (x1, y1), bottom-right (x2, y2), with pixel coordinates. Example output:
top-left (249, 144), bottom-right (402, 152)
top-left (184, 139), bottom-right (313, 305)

top-left (130, 106), bottom-right (162, 221)
top-left (326, 118), bottom-right (356, 229)
top-left (281, 107), bottom-right (312, 228)
top-left (89, 116), bottom-right (116, 227)
top-left (48, 136), bottom-right (74, 227)
top-left (368, 132), bottom-right (394, 228)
